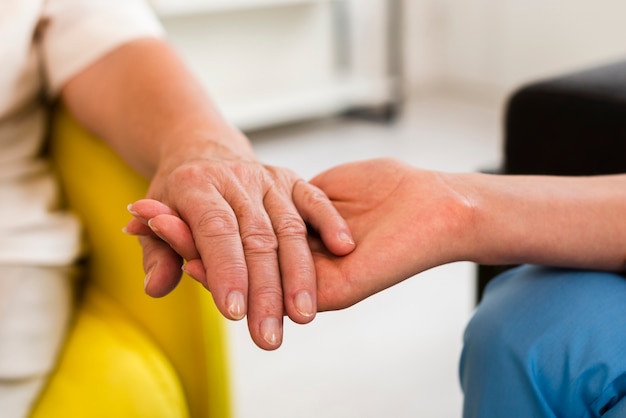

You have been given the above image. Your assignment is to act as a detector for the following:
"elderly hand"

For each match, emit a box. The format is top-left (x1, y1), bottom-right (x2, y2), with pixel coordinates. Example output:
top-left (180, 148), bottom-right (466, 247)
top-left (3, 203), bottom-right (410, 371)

top-left (130, 157), bottom-right (476, 318)
top-left (127, 156), bottom-right (355, 350)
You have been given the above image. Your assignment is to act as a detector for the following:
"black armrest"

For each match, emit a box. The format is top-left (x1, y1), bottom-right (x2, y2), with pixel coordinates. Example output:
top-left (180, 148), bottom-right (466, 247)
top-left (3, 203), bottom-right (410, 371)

top-left (505, 58), bottom-right (626, 176)
top-left (477, 58), bottom-right (626, 302)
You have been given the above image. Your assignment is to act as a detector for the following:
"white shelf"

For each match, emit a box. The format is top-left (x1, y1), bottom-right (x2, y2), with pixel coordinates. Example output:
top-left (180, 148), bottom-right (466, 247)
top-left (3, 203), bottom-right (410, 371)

top-left (154, 0), bottom-right (397, 130)
top-left (150, 0), bottom-right (332, 17)
top-left (220, 76), bottom-right (395, 131)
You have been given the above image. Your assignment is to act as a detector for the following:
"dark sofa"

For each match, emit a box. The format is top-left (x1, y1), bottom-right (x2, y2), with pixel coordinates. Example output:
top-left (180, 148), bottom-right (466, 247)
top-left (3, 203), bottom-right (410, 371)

top-left (476, 58), bottom-right (626, 302)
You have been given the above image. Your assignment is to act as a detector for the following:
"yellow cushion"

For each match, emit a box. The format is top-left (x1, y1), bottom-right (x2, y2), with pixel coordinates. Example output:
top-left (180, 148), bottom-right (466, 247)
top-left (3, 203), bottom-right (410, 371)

top-left (31, 107), bottom-right (231, 417)
top-left (31, 288), bottom-right (189, 418)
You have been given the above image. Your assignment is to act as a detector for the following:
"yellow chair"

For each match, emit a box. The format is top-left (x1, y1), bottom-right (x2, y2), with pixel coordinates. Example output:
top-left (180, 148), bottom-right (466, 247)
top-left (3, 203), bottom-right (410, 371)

top-left (30, 108), bottom-right (232, 417)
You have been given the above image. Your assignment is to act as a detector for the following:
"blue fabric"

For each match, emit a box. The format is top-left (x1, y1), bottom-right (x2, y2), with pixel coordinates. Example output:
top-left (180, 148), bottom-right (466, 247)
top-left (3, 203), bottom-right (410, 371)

top-left (460, 265), bottom-right (626, 418)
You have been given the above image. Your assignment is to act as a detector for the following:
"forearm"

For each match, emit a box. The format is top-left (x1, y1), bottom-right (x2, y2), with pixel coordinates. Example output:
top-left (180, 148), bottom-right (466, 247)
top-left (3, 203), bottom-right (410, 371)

top-left (457, 172), bottom-right (626, 271)
top-left (60, 37), bottom-right (255, 178)
top-left (61, 38), bottom-right (357, 349)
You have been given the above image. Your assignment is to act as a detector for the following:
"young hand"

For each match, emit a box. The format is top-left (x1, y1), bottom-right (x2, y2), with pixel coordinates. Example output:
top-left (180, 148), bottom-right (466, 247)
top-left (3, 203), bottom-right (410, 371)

top-left (307, 158), bottom-right (474, 310)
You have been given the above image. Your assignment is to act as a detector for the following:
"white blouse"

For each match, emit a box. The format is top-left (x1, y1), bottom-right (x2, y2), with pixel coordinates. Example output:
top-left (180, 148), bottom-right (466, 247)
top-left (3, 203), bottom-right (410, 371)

top-left (0, 0), bottom-right (163, 265)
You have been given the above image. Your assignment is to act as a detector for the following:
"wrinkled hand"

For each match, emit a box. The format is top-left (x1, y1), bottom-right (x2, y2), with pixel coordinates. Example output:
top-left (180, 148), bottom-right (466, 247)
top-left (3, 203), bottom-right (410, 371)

top-left (129, 157), bottom-right (475, 322)
top-left (127, 156), bottom-right (355, 350)
top-left (309, 158), bottom-right (474, 311)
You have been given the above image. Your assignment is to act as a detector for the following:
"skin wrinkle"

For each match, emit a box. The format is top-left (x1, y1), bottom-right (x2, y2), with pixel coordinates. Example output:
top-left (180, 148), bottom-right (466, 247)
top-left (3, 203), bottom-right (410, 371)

top-left (266, 181), bottom-right (309, 235)
top-left (431, 171), bottom-right (485, 263)
top-left (193, 208), bottom-right (239, 238)
top-left (434, 171), bottom-right (478, 214)
top-left (271, 214), bottom-right (308, 241)
top-left (239, 228), bottom-right (279, 254)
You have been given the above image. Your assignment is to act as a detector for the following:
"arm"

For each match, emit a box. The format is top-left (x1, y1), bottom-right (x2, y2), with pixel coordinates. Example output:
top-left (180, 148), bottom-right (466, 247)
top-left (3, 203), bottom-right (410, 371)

top-left (60, 38), bottom-right (355, 350)
top-left (308, 158), bottom-right (626, 310)
top-left (128, 157), bottom-right (626, 312)
top-left (458, 171), bottom-right (626, 271)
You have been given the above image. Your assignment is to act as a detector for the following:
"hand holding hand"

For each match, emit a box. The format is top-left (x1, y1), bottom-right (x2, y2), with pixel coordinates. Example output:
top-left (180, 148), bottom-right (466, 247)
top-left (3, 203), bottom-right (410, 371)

top-left (130, 157), bottom-right (476, 319)
top-left (128, 155), bottom-right (355, 350)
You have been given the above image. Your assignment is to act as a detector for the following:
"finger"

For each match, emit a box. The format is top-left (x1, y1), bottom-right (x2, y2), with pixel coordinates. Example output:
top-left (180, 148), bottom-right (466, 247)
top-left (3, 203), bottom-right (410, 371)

top-left (139, 235), bottom-right (184, 297)
top-left (148, 214), bottom-right (200, 261)
top-left (124, 217), bottom-right (153, 235)
top-left (264, 188), bottom-right (316, 324)
top-left (293, 180), bottom-right (355, 256)
top-left (182, 259), bottom-right (205, 284)
top-left (180, 187), bottom-right (250, 324)
top-left (224, 183), bottom-right (285, 350)
top-left (128, 199), bottom-right (178, 225)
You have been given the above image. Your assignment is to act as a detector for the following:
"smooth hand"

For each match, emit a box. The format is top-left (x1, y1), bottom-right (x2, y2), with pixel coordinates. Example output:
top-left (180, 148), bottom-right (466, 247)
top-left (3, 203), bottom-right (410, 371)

top-left (308, 158), bottom-right (474, 311)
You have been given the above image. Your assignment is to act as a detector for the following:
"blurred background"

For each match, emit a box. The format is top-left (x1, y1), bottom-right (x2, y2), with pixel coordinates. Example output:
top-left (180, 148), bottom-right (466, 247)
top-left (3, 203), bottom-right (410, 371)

top-left (147, 1), bottom-right (626, 416)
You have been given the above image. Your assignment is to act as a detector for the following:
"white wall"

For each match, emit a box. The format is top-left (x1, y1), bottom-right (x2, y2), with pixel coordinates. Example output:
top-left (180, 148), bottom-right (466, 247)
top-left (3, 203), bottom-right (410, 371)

top-left (154, 0), bottom-right (395, 130)
top-left (404, 0), bottom-right (626, 102)
top-left (160, 4), bottom-right (336, 123)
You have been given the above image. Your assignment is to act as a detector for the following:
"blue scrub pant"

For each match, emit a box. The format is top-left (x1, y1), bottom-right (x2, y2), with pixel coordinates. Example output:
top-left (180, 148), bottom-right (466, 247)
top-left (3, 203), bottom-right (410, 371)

top-left (460, 265), bottom-right (626, 418)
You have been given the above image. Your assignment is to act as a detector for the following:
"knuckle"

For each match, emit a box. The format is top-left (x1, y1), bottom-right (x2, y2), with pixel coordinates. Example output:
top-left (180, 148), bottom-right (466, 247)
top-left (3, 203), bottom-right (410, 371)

top-left (290, 263), bottom-right (315, 284)
top-left (274, 214), bottom-right (307, 238)
top-left (306, 195), bottom-right (334, 218)
top-left (209, 258), bottom-right (248, 280)
top-left (168, 163), bottom-right (210, 185)
top-left (302, 184), bottom-right (330, 206)
top-left (195, 209), bottom-right (238, 237)
top-left (251, 284), bottom-right (283, 304)
top-left (240, 227), bottom-right (278, 253)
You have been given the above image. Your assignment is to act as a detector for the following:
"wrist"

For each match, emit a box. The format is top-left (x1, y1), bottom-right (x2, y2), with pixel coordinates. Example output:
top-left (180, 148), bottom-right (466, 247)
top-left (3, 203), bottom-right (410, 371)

top-left (155, 117), bottom-right (257, 176)
top-left (451, 172), bottom-right (542, 267)
top-left (435, 172), bottom-right (505, 266)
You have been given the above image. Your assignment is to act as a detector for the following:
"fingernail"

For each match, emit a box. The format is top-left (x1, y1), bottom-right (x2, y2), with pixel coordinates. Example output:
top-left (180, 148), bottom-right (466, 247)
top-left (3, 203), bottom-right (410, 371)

top-left (294, 291), bottom-right (315, 318)
top-left (147, 219), bottom-right (159, 233)
top-left (260, 318), bottom-right (282, 347)
top-left (144, 264), bottom-right (157, 291)
top-left (181, 263), bottom-right (189, 274)
top-left (127, 203), bottom-right (139, 217)
top-left (226, 291), bottom-right (246, 320)
top-left (123, 226), bottom-right (139, 236)
top-left (148, 219), bottom-right (170, 245)
top-left (181, 263), bottom-right (198, 282)
top-left (339, 231), bottom-right (355, 245)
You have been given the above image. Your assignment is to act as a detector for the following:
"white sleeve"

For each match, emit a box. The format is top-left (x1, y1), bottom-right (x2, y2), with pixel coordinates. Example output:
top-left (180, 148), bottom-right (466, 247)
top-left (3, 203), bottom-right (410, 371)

top-left (40, 0), bottom-right (165, 97)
